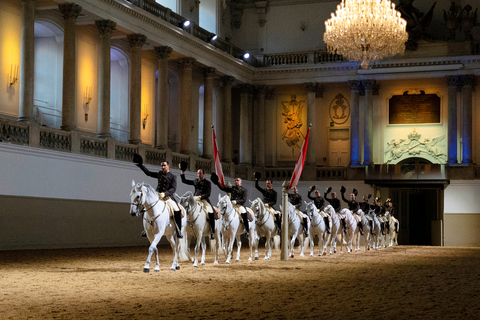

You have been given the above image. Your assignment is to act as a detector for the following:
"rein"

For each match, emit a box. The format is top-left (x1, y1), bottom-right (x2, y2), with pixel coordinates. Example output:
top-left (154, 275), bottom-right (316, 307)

top-left (143, 200), bottom-right (166, 226)
top-left (255, 203), bottom-right (270, 227)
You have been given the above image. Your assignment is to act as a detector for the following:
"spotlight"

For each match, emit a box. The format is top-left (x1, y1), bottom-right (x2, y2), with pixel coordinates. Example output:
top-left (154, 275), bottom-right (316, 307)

top-left (243, 52), bottom-right (250, 59)
top-left (181, 20), bottom-right (190, 28)
top-left (209, 34), bottom-right (218, 42)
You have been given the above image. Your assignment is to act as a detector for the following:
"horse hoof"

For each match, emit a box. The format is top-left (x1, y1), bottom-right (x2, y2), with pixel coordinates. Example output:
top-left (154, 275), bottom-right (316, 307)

top-left (201, 262), bottom-right (205, 266)
top-left (154, 269), bottom-right (159, 273)
top-left (255, 257), bottom-right (259, 260)
top-left (143, 268), bottom-right (150, 273)
top-left (170, 268), bottom-right (176, 271)
top-left (193, 265), bottom-right (198, 268)
top-left (176, 266), bottom-right (180, 270)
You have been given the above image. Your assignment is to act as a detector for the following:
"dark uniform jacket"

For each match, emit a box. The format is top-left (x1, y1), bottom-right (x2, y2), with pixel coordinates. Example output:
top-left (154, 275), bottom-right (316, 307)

top-left (218, 184), bottom-right (247, 206)
top-left (255, 180), bottom-right (277, 209)
top-left (324, 192), bottom-right (341, 212)
top-left (139, 165), bottom-right (176, 197)
top-left (341, 193), bottom-right (359, 213)
top-left (288, 193), bottom-right (302, 210)
top-left (307, 190), bottom-right (325, 211)
top-left (181, 174), bottom-right (212, 206)
top-left (359, 201), bottom-right (370, 213)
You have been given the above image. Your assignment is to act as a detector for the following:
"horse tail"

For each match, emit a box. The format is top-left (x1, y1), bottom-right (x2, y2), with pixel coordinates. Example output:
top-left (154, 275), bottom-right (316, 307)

top-left (273, 235), bottom-right (281, 250)
top-left (178, 237), bottom-right (189, 262)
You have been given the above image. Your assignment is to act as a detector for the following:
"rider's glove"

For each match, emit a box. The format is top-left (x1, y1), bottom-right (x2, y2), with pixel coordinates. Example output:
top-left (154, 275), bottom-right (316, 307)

top-left (159, 192), bottom-right (165, 198)
top-left (194, 196), bottom-right (201, 201)
top-left (232, 200), bottom-right (237, 204)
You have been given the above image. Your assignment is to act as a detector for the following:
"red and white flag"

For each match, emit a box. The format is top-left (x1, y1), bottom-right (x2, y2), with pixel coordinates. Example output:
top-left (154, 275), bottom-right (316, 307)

top-left (288, 127), bottom-right (311, 190)
top-left (212, 127), bottom-right (226, 187)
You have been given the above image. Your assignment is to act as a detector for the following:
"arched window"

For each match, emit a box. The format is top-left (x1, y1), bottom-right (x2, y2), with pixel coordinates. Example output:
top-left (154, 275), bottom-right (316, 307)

top-left (110, 48), bottom-right (129, 142)
top-left (33, 21), bottom-right (63, 128)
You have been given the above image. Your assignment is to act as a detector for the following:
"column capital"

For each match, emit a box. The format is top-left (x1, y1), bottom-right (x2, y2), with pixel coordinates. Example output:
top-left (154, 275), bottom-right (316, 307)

top-left (362, 79), bottom-right (376, 89)
top-left (59, 3), bottom-right (82, 21)
top-left (95, 20), bottom-right (116, 36)
top-left (154, 46), bottom-right (173, 59)
top-left (203, 67), bottom-right (216, 79)
top-left (221, 75), bottom-right (235, 86)
top-left (446, 75), bottom-right (463, 88)
top-left (181, 57), bottom-right (196, 69)
top-left (348, 80), bottom-right (363, 91)
top-left (305, 82), bottom-right (317, 93)
top-left (460, 74), bottom-right (476, 87)
top-left (127, 34), bottom-right (147, 48)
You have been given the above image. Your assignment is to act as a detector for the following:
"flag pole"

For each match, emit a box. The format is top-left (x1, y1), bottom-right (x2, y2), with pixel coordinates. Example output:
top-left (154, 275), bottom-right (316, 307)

top-left (281, 180), bottom-right (289, 260)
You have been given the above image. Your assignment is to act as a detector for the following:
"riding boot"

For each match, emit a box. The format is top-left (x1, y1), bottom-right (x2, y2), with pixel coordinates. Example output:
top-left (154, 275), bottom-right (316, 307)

top-left (241, 212), bottom-right (249, 237)
top-left (208, 212), bottom-right (215, 240)
top-left (370, 220), bottom-right (374, 235)
top-left (358, 221), bottom-right (364, 235)
top-left (140, 230), bottom-right (147, 237)
top-left (275, 213), bottom-right (282, 235)
top-left (386, 221), bottom-right (390, 234)
top-left (341, 218), bottom-right (347, 234)
top-left (381, 222), bottom-right (385, 235)
top-left (174, 210), bottom-right (183, 238)
top-left (303, 217), bottom-right (309, 236)
top-left (324, 217), bottom-right (331, 234)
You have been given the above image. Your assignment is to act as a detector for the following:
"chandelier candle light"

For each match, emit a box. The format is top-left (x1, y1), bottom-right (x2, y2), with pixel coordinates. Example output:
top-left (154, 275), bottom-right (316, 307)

top-left (323, 0), bottom-right (408, 69)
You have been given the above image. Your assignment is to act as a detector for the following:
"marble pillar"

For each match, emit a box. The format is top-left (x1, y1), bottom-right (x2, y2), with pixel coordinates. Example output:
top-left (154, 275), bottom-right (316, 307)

top-left (18, 0), bottom-right (35, 122)
top-left (203, 67), bottom-right (215, 158)
top-left (461, 75), bottom-right (475, 165)
top-left (348, 80), bottom-right (362, 166)
top-left (221, 76), bottom-right (234, 162)
top-left (95, 20), bottom-right (116, 138)
top-left (362, 80), bottom-right (375, 165)
top-left (255, 85), bottom-right (266, 166)
top-left (59, 3), bottom-right (82, 130)
top-left (446, 76), bottom-right (460, 165)
top-left (239, 84), bottom-right (252, 164)
top-left (180, 57), bottom-right (195, 154)
top-left (127, 34), bottom-right (147, 144)
top-left (305, 83), bottom-right (317, 165)
top-left (154, 46), bottom-right (172, 149)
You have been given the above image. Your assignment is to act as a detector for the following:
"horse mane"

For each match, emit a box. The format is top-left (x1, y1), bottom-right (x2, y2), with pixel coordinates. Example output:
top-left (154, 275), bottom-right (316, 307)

top-left (142, 182), bottom-right (158, 199)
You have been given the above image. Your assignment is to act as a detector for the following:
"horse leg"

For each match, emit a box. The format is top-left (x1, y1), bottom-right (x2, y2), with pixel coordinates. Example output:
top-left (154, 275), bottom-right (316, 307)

top-left (200, 237), bottom-right (206, 266)
top-left (144, 233), bottom-right (163, 273)
top-left (168, 235), bottom-right (180, 271)
top-left (193, 235), bottom-right (201, 268)
top-left (236, 235), bottom-right (243, 262)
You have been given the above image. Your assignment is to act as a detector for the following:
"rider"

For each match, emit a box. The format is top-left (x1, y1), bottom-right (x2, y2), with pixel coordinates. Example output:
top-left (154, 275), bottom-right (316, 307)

top-left (324, 187), bottom-right (342, 233)
top-left (180, 162), bottom-right (215, 240)
top-left (133, 154), bottom-right (183, 238)
top-left (254, 172), bottom-right (281, 234)
top-left (288, 186), bottom-right (309, 237)
top-left (341, 187), bottom-right (362, 235)
top-left (307, 185), bottom-right (330, 234)
top-left (371, 197), bottom-right (385, 235)
top-left (212, 174), bottom-right (250, 237)
top-left (360, 194), bottom-right (374, 234)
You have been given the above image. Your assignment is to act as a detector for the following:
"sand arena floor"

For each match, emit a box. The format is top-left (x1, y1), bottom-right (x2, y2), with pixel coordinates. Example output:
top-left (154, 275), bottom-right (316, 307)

top-left (1, 243), bottom-right (480, 319)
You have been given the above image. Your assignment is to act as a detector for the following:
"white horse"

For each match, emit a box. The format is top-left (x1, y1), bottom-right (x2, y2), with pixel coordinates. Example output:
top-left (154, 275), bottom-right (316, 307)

top-left (337, 208), bottom-right (357, 253)
top-left (305, 201), bottom-right (330, 256)
top-left (324, 205), bottom-right (340, 254)
top-left (217, 194), bottom-right (257, 263)
top-left (250, 198), bottom-right (277, 260)
top-left (359, 209), bottom-right (381, 250)
top-left (178, 191), bottom-right (222, 267)
top-left (385, 211), bottom-right (399, 246)
top-left (130, 180), bottom-right (187, 272)
top-left (282, 202), bottom-right (308, 258)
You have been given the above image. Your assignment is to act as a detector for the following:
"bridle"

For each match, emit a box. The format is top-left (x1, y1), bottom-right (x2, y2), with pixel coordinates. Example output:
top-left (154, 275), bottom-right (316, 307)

top-left (131, 188), bottom-right (164, 226)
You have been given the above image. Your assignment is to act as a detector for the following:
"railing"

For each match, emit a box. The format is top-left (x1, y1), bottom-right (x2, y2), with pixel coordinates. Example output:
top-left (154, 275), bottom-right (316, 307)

top-left (3, 118), bottom-right (480, 182)
top-left (0, 118), bottom-right (29, 145)
top-left (263, 52), bottom-right (309, 66)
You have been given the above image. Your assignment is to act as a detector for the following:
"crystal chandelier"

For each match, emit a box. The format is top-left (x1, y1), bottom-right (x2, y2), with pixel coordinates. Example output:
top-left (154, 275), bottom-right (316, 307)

top-left (323, 0), bottom-right (408, 69)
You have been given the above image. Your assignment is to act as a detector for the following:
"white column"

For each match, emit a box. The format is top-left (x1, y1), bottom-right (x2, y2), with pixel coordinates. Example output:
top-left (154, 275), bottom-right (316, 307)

top-left (348, 80), bottom-right (361, 166)
top-left (203, 67), bottom-right (215, 158)
top-left (127, 34), bottom-right (147, 144)
top-left (239, 84), bottom-right (252, 164)
top-left (180, 58), bottom-right (195, 154)
top-left (446, 76), bottom-right (459, 165)
top-left (221, 76), bottom-right (234, 162)
top-left (305, 83), bottom-right (317, 165)
top-left (461, 75), bottom-right (475, 165)
top-left (95, 20), bottom-right (116, 138)
top-left (363, 80), bottom-right (375, 165)
top-left (154, 46), bottom-right (172, 149)
top-left (59, 3), bottom-right (82, 130)
top-left (18, 0), bottom-right (35, 122)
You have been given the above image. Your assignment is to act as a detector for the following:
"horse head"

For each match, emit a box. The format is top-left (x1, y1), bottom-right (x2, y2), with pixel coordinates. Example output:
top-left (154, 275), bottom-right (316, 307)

top-left (305, 201), bottom-right (316, 219)
top-left (179, 191), bottom-right (195, 213)
top-left (217, 194), bottom-right (232, 215)
top-left (130, 180), bottom-right (146, 217)
top-left (250, 198), bottom-right (263, 219)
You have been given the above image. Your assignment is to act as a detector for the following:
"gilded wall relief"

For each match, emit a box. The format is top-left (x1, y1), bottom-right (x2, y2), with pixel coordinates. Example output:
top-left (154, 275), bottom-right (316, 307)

top-left (385, 129), bottom-right (447, 164)
top-left (329, 93), bottom-right (350, 125)
top-left (280, 94), bottom-right (306, 157)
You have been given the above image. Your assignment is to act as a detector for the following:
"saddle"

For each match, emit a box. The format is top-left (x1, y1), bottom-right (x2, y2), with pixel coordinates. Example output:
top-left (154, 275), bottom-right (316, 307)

top-left (213, 207), bottom-right (221, 220)
top-left (233, 206), bottom-right (254, 222)
top-left (164, 199), bottom-right (185, 218)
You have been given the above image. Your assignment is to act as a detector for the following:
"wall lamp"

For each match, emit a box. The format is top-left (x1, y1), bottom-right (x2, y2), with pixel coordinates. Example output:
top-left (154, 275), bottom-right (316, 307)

top-left (209, 34), bottom-right (218, 42)
top-left (9, 64), bottom-right (19, 87)
top-left (180, 20), bottom-right (190, 28)
top-left (243, 53), bottom-right (250, 59)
